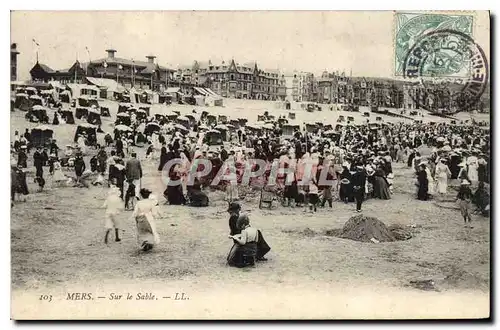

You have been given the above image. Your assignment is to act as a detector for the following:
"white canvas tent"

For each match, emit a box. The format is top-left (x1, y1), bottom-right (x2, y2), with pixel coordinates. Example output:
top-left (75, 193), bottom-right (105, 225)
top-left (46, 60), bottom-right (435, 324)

top-left (129, 87), bottom-right (142, 104)
top-left (86, 77), bottom-right (126, 99)
top-left (66, 83), bottom-right (99, 99)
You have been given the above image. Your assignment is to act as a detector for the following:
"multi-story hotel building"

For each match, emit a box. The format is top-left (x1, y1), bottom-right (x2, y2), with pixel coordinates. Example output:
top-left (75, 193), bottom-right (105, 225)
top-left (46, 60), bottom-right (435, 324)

top-left (186, 59), bottom-right (281, 100)
top-left (30, 49), bottom-right (176, 91)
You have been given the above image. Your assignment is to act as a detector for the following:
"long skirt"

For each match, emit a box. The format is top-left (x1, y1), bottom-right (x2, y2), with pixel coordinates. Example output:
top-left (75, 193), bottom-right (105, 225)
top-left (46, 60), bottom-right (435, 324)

top-left (436, 176), bottom-right (448, 194)
top-left (256, 230), bottom-right (271, 259)
top-left (136, 215), bottom-right (155, 249)
top-left (227, 241), bottom-right (258, 268)
top-left (339, 183), bottom-right (353, 202)
top-left (373, 177), bottom-right (391, 200)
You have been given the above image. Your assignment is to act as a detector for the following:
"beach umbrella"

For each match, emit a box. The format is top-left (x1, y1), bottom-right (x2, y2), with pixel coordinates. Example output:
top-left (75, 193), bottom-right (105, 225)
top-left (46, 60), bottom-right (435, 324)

top-left (115, 125), bottom-right (132, 131)
top-left (174, 124), bottom-right (189, 131)
top-left (146, 122), bottom-right (161, 128)
top-left (34, 125), bottom-right (52, 131)
top-left (262, 123), bottom-right (274, 130)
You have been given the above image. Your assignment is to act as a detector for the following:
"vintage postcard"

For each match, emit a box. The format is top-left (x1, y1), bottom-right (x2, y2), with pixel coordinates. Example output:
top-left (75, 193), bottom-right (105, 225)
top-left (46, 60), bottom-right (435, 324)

top-left (10, 11), bottom-right (490, 320)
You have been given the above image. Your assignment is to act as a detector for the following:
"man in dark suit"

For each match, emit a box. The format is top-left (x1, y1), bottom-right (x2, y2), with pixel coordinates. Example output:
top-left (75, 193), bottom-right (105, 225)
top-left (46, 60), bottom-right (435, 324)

top-left (33, 147), bottom-right (44, 179)
top-left (351, 165), bottom-right (367, 212)
top-left (125, 152), bottom-right (142, 198)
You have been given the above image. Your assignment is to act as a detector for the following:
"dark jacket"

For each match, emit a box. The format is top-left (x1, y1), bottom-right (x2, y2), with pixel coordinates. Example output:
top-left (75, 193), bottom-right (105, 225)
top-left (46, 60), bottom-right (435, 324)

top-left (74, 157), bottom-right (86, 176)
top-left (125, 158), bottom-right (142, 180)
top-left (351, 170), bottom-right (367, 191)
top-left (33, 151), bottom-right (44, 168)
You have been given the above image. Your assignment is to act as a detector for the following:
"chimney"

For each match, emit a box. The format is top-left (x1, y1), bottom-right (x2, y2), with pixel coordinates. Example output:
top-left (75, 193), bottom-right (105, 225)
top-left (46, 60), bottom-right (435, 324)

top-left (106, 49), bottom-right (116, 59)
top-left (146, 55), bottom-right (156, 64)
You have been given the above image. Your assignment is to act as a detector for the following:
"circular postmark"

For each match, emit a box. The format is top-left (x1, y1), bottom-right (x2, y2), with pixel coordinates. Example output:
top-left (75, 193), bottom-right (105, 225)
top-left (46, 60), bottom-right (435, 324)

top-left (402, 29), bottom-right (488, 112)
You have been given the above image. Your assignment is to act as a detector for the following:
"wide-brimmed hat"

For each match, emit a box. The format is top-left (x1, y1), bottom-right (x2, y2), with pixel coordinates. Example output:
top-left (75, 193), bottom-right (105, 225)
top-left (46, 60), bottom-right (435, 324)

top-left (461, 179), bottom-right (471, 185)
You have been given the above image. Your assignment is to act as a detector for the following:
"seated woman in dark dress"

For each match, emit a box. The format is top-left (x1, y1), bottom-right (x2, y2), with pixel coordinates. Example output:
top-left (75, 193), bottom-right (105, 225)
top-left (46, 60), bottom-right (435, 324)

top-left (473, 181), bottom-right (490, 216)
top-left (227, 215), bottom-right (270, 267)
top-left (164, 163), bottom-right (186, 205)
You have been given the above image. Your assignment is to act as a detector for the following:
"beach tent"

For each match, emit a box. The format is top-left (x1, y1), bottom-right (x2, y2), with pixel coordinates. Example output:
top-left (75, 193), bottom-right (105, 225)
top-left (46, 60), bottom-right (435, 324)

top-left (85, 77), bottom-right (125, 100)
top-left (31, 125), bottom-right (54, 148)
top-left (67, 84), bottom-right (99, 99)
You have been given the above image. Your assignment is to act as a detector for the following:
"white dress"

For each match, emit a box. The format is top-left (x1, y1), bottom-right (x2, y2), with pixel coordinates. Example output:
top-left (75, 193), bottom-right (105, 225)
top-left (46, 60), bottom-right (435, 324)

top-left (435, 163), bottom-right (451, 194)
top-left (52, 161), bottom-right (66, 182)
top-left (425, 168), bottom-right (435, 195)
top-left (133, 199), bottom-right (161, 247)
top-left (467, 156), bottom-right (479, 183)
top-left (77, 137), bottom-right (87, 155)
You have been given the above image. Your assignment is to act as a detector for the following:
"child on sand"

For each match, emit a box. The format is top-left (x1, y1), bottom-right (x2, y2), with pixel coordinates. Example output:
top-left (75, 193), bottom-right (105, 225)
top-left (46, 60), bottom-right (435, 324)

top-left (102, 185), bottom-right (124, 244)
top-left (456, 179), bottom-right (473, 228)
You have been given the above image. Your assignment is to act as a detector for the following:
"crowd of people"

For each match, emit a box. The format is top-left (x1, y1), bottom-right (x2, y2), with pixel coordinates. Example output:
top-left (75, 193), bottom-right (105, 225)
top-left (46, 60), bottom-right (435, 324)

top-left (11, 101), bottom-right (491, 268)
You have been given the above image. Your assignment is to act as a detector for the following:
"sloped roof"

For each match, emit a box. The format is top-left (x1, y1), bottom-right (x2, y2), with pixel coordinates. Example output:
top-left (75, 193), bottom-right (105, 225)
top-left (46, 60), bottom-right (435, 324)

top-left (86, 57), bottom-right (175, 72)
top-left (37, 63), bottom-right (54, 73)
top-left (85, 77), bottom-right (126, 93)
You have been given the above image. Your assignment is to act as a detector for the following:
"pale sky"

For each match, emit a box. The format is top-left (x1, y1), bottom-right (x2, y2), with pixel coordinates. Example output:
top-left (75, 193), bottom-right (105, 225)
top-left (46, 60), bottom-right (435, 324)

top-left (11, 11), bottom-right (490, 81)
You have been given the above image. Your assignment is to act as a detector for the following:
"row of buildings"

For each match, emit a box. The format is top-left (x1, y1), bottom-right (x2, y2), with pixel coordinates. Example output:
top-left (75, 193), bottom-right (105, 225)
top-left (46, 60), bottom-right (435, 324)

top-left (15, 46), bottom-right (487, 110)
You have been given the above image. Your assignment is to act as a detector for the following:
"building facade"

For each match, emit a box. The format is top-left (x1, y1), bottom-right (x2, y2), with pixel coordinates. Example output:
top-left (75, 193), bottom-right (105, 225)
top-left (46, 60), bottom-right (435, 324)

top-left (194, 59), bottom-right (281, 100)
top-left (11, 43), bottom-right (20, 81)
top-left (284, 71), bottom-right (316, 102)
top-left (30, 49), bottom-right (176, 91)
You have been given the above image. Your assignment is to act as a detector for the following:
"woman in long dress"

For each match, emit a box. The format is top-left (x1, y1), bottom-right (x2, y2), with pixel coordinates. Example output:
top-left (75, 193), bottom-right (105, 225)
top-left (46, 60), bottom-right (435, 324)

top-left (51, 157), bottom-right (67, 186)
top-left (77, 135), bottom-right (87, 155)
top-left (132, 188), bottom-right (161, 251)
top-left (372, 165), bottom-right (391, 200)
top-left (467, 153), bottom-right (479, 184)
top-left (416, 164), bottom-right (429, 201)
top-left (435, 158), bottom-right (452, 194)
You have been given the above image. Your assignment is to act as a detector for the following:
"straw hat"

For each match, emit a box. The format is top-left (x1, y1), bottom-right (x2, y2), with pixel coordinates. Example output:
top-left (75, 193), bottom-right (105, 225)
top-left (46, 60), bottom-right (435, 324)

top-left (461, 179), bottom-right (471, 185)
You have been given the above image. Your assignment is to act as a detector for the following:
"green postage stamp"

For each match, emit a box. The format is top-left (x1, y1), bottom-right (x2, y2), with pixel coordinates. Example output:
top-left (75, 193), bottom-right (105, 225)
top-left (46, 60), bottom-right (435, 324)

top-left (394, 12), bottom-right (474, 76)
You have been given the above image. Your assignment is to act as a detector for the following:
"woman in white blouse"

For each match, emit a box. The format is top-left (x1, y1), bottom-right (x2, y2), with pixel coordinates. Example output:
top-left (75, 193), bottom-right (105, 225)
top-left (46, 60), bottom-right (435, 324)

top-left (131, 188), bottom-right (161, 252)
top-left (227, 215), bottom-right (259, 268)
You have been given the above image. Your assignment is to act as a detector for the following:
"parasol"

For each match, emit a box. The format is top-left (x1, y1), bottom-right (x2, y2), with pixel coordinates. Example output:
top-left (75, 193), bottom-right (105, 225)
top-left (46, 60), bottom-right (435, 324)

top-left (115, 125), bottom-right (132, 131)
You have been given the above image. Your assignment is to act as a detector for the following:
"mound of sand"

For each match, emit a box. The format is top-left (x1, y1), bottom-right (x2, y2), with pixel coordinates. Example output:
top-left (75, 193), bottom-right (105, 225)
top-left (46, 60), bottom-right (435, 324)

top-left (340, 215), bottom-right (396, 243)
